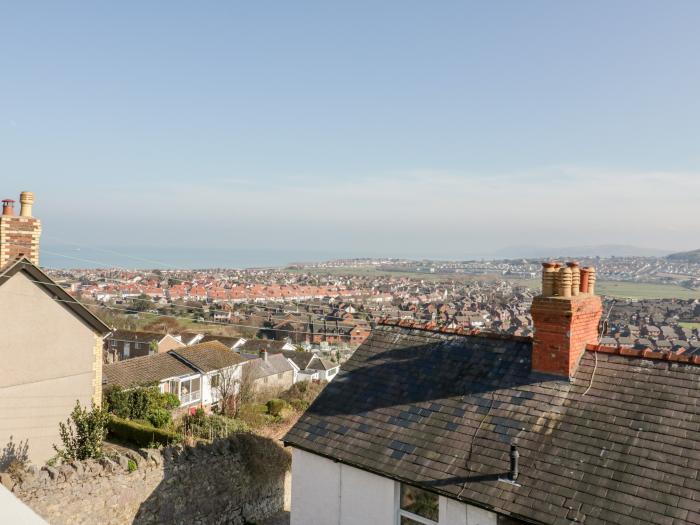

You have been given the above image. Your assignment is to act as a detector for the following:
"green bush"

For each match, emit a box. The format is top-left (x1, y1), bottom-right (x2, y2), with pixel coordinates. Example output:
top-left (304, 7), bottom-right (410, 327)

top-left (280, 380), bottom-right (326, 404)
top-left (237, 403), bottom-right (270, 428)
top-left (108, 416), bottom-right (178, 447)
top-left (266, 398), bottom-right (287, 417)
top-left (147, 408), bottom-right (172, 429)
top-left (104, 385), bottom-right (179, 420)
top-left (127, 459), bottom-right (137, 472)
top-left (54, 401), bottom-right (110, 461)
top-left (161, 393), bottom-right (180, 410)
top-left (178, 412), bottom-right (250, 440)
top-left (289, 399), bottom-right (310, 412)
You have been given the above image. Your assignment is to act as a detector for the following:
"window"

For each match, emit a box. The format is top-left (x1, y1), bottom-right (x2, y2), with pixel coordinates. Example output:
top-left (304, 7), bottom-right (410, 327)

top-left (277, 373), bottom-right (283, 380)
top-left (398, 483), bottom-right (439, 525)
top-left (210, 374), bottom-right (220, 388)
top-left (178, 377), bottom-right (201, 405)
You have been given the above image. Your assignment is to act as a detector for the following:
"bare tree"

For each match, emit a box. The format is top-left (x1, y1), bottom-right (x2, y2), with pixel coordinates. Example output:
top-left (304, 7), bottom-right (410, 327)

top-left (214, 366), bottom-right (239, 417)
top-left (213, 363), bottom-right (256, 417)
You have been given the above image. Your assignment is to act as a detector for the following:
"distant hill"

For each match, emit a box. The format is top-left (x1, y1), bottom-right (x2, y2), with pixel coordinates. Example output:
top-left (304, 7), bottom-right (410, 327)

top-left (667, 249), bottom-right (700, 263)
top-left (491, 244), bottom-right (670, 259)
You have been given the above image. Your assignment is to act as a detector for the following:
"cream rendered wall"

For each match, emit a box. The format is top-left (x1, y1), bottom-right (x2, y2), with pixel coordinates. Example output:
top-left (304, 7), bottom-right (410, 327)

top-left (290, 447), bottom-right (499, 525)
top-left (0, 272), bottom-right (101, 465)
top-left (291, 448), bottom-right (340, 525)
top-left (339, 460), bottom-right (395, 524)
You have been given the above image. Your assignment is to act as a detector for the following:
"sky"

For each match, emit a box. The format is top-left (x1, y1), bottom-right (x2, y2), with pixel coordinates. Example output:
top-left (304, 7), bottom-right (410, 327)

top-left (1, 2), bottom-right (700, 266)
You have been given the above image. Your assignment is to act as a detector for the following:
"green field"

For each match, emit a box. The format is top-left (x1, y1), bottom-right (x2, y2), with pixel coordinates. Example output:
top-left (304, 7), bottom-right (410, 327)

top-left (512, 279), bottom-right (700, 300)
top-left (679, 322), bottom-right (700, 330)
top-left (285, 266), bottom-right (700, 300)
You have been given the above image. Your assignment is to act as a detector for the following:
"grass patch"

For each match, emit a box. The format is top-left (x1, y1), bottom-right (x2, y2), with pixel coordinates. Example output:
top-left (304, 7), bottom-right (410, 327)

top-left (679, 322), bottom-right (700, 330)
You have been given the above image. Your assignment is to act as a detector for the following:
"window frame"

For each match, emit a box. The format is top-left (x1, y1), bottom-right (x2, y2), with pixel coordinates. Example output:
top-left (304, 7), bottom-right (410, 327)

top-left (395, 482), bottom-right (444, 525)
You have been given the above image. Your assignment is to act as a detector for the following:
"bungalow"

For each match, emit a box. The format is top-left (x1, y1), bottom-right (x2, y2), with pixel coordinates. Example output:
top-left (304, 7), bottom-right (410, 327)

top-left (284, 264), bottom-right (700, 525)
top-left (285, 352), bottom-right (340, 382)
top-left (103, 341), bottom-right (247, 409)
top-left (233, 338), bottom-right (297, 358)
top-left (105, 330), bottom-right (185, 362)
top-left (247, 352), bottom-right (295, 392)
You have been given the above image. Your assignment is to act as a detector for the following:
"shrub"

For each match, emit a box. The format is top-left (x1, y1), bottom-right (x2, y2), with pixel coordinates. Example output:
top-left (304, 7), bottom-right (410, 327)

top-left (54, 401), bottom-right (110, 461)
top-left (161, 393), bottom-right (180, 410)
top-left (147, 408), bottom-right (172, 429)
top-left (280, 380), bottom-right (326, 404)
top-left (289, 399), bottom-right (310, 412)
top-left (127, 459), bottom-right (137, 472)
top-left (179, 413), bottom-right (250, 441)
top-left (266, 398), bottom-right (287, 417)
top-left (237, 403), bottom-right (270, 428)
top-left (108, 416), bottom-right (179, 447)
top-left (104, 385), bottom-right (180, 419)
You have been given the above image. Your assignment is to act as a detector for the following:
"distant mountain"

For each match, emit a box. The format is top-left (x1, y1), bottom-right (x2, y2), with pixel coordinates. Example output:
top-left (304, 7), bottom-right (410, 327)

top-left (491, 244), bottom-right (671, 259)
top-left (666, 249), bottom-right (700, 263)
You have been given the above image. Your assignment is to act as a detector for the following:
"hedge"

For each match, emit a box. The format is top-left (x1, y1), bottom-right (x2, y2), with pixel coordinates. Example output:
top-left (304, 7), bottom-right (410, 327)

top-left (108, 415), bottom-right (179, 447)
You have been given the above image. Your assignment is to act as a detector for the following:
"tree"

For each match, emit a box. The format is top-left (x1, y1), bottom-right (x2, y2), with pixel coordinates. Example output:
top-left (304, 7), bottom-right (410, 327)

top-left (131, 293), bottom-right (152, 312)
top-left (54, 401), bottom-right (110, 461)
top-left (213, 366), bottom-right (239, 417)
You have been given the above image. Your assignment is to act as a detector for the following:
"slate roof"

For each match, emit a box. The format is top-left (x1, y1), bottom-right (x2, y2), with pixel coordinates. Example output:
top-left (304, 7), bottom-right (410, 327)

top-left (237, 339), bottom-right (290, 354)
top-left (170, 341), bottom-right (247, 372)
top-left (103, 352), bottom-right (194, 388)
top-left (281, 350), bottom-right (317, 371)
top-left (248, 353), bottom-right (295, 380)
top-left (284, 324), bottom-right (700, 525)
top-left (307, 357), bottom-right (337, 371)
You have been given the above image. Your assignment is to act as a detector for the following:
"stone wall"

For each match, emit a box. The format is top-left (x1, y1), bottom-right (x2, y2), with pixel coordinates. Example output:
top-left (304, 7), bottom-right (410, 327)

top-left (2, 435), bottom-right (289, 525)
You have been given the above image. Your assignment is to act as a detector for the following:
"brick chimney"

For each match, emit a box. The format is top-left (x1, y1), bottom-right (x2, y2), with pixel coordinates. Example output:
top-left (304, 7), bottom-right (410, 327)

top-left (0, 191), bottom-right (42, 267)
top-left (530, 261), bottom-right (602, 377)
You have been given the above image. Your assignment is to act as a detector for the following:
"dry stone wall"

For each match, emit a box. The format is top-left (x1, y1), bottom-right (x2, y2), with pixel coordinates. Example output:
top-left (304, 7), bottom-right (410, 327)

top-left (2, 436), bottom-right (288, 525)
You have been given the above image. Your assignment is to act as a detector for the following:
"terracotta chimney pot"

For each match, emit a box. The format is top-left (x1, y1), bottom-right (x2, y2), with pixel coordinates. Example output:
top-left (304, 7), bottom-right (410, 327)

top-left (541, 262), bottom-right (556, 297)
top-left (2, 199), bottom-right (14, 216)
top-left (579, 268), bottom-right (590, 294)
top-left (567, 262), bottom-right (581, 297)
top-left (558, 267), bottom-right (573, 298)
top-left (19, 191), bottom-right (34, 217)
top-left (588, 267), bottom-right (597, 295)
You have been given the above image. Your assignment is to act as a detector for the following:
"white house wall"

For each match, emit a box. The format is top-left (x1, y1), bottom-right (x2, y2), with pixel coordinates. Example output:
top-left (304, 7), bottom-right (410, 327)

top-left (290, 447), bottom-right (498, 525)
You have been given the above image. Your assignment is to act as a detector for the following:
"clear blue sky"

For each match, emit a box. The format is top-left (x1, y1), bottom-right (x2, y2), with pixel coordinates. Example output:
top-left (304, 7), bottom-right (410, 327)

top-left (2, 2), bottom-right (699, 265)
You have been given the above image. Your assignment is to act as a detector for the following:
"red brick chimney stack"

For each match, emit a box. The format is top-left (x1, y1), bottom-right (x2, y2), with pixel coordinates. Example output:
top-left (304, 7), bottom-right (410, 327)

top-left (0, 192), bottom-right (42, 267)
top-left (531, 261), bottom-right (603, 377)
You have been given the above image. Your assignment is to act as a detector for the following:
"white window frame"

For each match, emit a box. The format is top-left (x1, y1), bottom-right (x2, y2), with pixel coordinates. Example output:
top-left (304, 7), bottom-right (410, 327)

top-left (394, 482), bottom-right (446, 525)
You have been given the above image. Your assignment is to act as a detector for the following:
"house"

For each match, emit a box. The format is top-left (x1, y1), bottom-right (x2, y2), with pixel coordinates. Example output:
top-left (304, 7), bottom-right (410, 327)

top-left (284, 263), bottom-right (700, 525)
top-left (104, 330), bottom-right (185, 362)
top-left (285, 351), bottom-right (340, 382)
top-left (0, 255), bottom-right (110, 465)
top-left (103, 341), bottom-right (247, 409)
top-left (247, 352), bottom-right (295, 392)
top-left (233, 337), bottom-right (297, 358)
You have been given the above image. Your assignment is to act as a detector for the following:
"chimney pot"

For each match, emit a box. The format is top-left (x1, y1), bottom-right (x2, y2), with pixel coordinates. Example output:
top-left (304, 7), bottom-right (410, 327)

top-left (579, 268), bottom-right (590, 294)
top-left (567, 262), bottom-right (581, 297)
top-left (541, 262), bottom-right (556, 297)
top-left (19, 191), bottom-right (34, 217)
top-left (2, 199), bottom-right (15, 216)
